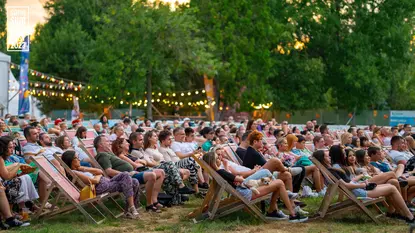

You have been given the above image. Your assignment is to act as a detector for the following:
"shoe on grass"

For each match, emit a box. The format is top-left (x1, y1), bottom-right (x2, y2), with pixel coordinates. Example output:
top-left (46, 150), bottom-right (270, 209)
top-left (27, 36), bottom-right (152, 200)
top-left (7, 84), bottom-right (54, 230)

top-left (287, 191), bottom-right (299, 200)
top-left (265, 210), bottom-right (288, 220)
top-left (289, 213), bottom-right (308, 223)
top-left (5, 217), bottom-right (30, 228)
top-left (295, 206), bottom-right (309, 215)
top-left (179, 186), bottom-right (195, 195)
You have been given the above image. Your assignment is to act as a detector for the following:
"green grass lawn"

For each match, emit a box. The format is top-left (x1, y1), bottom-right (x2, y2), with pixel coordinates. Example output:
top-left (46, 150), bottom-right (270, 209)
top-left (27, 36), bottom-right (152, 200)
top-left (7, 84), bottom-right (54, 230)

top-left (6, 196), bottom-right (411, 233)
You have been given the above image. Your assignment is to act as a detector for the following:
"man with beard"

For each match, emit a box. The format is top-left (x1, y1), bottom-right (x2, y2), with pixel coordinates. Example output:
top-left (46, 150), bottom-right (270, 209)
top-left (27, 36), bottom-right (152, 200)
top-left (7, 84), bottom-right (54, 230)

top-left (38, 132), bottom-right (65, 174)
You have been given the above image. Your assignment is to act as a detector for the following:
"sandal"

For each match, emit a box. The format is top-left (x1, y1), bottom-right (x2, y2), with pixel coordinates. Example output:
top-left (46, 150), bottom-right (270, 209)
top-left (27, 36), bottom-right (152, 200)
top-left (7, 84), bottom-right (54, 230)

top-left (146, 204), bottom-right (161, 213)
top-left (153, 202), bottom-right (166, 210)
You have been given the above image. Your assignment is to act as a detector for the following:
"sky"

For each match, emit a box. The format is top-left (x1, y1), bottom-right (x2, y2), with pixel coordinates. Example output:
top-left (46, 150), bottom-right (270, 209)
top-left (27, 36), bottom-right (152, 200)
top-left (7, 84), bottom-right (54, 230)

top-left (6, 0), bottom-right (46, 47)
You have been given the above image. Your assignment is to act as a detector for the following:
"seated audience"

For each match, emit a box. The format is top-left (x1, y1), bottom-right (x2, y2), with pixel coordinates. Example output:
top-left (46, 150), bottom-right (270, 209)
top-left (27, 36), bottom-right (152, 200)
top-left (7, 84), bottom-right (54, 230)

top-left (93, 135), bottom-right (164, 212)
top-left (61, 150), bottom-right (140, 219)
top-left (0, 136), bottom-right (39, 217)
top-left (313, 149), bottom-right (415, 223)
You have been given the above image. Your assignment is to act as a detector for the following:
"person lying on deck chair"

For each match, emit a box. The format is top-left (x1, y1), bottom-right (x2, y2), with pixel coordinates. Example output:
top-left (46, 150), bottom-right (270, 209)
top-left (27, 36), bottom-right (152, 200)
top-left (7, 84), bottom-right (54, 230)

top-left (61, 150), bottom-right (140, 219)
top-left (203, 151), bottom-right (308, 223)
top-left (93, 135), bottom-right (164, 213)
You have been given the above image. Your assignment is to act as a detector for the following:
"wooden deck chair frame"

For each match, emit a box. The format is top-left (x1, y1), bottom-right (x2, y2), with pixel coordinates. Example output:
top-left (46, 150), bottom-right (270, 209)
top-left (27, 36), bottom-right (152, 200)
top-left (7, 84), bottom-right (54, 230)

top-left (223, 144), bottom-right (243, 165)
top-left (310, 157), bottom-right (385, 224)
top-left (52, 153), bottom-right (126, 219)
top-left (80, 138), bottom-right (95, 147)
top-left (188, 155), bottom-right (269, 223)
top-left (78, 144), bottom-right (110, 178)
top-left (31, 155), bottom-right (111, 224)
top-left (79, 144), bottom-right (147, 201)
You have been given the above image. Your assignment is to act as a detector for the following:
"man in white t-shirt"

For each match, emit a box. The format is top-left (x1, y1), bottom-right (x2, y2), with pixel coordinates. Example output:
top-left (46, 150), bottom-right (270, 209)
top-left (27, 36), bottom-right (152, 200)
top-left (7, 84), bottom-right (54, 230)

top-left (389, 136), bottom-right (412, 165)
top-left (38, 133), bottom-right (65, 174)
top-left (22, 126), bottom-right (61, 208)
top-left (171, 127), bottom-right (208, 192)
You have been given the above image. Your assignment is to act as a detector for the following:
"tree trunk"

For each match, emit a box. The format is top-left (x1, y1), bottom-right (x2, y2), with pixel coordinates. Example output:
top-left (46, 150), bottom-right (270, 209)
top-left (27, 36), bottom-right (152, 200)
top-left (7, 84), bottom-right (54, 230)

top-left (146, 67), bottom-right (153, 120)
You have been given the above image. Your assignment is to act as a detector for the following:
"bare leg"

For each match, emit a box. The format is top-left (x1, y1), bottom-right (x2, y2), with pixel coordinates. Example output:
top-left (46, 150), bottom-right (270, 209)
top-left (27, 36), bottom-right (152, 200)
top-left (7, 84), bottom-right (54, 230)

top-left (367, 184), bottom-right (413, 219)
top-left (0, 186), bottom-right (12, 219)
top-left (197, 168), bottom-right (205, 184)
top-left (252, 180), bottom-right (295, 216)
top-left (38, 172), bottom-right (51, 204)
top-left (143, 172), bottom-right (156, 205)
top-left (394, 164), bottom-right (405, 178)
top-left (262, 158), bottom-right (288, 173)
top-left (152, 169), bottom-right (165, 204)
top-left (305, 165), bottom-right (323, 192)
top-left (179, 169), bottom-right (190, 181)
top-left (127, 196), bottom-right (134, 208)
top-left (408, 186), bottom-right (415, 203)
top-left (203, 171), bottom-right (209, 184)
top-left (368, 172), bottom-right (395, 185)
top-left (278, 171), bottom-right (293, 192)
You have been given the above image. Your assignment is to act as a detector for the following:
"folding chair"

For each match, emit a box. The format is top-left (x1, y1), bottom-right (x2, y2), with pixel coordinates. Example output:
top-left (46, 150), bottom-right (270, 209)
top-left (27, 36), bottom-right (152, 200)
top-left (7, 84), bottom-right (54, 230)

top-left (80, 138), bottom-right (95, 147)
top-left (52, 153), bottom-right (125, 219)
top-left (188, 155), bottom-right (269, 222)
top-left (64, 130), bottom-right (77, 139)
top-left (86, 130), bottom-right (96, 139)
top-left (310, 157), bottom-right (386, 224)
top-left (223, 144), bottom-right (243, 165)
top-left (78, 144), bottom-right (110, 177)
top-left (31, 155), bottom-right (112, 224)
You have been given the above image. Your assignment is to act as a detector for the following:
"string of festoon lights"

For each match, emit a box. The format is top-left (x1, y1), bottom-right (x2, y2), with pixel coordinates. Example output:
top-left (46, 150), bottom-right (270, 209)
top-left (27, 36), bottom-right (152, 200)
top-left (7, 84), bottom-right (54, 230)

top-left (10, 64), bottom-right (272, 110)
top-left (10, 63), bottom-right (85, 91)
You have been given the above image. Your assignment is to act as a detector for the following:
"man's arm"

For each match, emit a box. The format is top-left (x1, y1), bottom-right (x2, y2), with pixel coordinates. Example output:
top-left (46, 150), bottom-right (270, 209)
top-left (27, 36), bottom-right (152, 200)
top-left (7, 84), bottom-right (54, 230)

top-left (105, 168), bottom-right (120, 177)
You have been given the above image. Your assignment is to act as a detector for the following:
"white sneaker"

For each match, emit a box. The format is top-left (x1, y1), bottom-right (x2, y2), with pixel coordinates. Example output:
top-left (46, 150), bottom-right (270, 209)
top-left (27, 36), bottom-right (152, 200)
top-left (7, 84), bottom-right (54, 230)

top-left (277, 210), bottom-right (289, 219)
top-left (295, 206), bottom-right (309, 215)
top-left (287, 191), bottom-right (299, 200)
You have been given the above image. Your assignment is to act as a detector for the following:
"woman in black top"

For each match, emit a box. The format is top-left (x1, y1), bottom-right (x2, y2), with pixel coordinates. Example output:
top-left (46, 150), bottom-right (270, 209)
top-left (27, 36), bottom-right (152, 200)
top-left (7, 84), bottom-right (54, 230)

top-left (203, 152), bottom-right (307, 222)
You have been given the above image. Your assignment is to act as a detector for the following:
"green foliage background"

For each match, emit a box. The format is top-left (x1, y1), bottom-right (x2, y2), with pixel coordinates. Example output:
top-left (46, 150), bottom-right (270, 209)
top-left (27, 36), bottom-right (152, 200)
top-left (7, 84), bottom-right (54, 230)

top-left (3, 0), bottom-right (415, 116)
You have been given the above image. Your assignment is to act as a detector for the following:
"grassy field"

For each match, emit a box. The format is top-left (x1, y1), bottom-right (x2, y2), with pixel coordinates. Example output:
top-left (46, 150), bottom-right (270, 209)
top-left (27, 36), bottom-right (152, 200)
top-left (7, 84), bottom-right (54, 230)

top-left (6, 196), bottom-right (411, 233)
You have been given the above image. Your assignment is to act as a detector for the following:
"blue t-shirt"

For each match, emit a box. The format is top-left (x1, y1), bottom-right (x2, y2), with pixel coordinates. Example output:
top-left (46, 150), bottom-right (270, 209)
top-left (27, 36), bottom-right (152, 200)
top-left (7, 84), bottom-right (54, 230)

top-left (202, 140), bottom-right (213, 152)
top-left (369, 161), bottom-right (391, 173)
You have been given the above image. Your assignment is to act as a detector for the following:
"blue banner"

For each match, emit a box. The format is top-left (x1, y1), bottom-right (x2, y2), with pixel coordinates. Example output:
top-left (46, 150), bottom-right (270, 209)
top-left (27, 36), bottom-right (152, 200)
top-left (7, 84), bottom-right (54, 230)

top-left (18, 36), bottom-right (30, 115)
top-left (389, 111), bottom-right (415, 126)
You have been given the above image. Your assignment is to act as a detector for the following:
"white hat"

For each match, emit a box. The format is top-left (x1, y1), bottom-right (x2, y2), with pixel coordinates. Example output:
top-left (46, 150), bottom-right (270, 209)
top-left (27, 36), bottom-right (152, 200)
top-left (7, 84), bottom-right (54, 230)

top-left (184, 118), bottom-right (190, 121)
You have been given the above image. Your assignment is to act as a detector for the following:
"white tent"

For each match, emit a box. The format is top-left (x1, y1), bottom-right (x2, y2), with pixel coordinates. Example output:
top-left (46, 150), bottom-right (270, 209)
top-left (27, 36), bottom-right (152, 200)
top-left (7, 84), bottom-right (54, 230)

top-left (0, 52), bottom-right (10, 116)
top-left (0, 52), bottom-right (43, 118)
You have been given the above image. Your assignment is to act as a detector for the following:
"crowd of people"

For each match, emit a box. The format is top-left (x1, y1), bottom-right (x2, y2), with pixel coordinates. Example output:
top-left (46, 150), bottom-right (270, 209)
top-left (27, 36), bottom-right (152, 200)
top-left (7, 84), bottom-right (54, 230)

top-left (0, 114), bottom-right (415, 229)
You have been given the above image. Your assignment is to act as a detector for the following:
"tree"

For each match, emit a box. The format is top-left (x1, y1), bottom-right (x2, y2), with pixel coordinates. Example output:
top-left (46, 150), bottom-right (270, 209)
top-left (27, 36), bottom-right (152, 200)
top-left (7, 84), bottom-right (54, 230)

top-left (29, 0), bottom-right (127, 114)
top-left (87, 1), bottom-right (219, 119)
top-left (283, 0), bottom-right (415, 110)
top-left (189, 0), bottom-right (326, 114)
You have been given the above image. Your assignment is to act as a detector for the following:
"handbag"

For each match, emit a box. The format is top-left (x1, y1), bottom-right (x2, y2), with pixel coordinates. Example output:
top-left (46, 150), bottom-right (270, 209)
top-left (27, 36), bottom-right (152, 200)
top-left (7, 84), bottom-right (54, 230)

top-left (80, 180), bottom-right (96, 201)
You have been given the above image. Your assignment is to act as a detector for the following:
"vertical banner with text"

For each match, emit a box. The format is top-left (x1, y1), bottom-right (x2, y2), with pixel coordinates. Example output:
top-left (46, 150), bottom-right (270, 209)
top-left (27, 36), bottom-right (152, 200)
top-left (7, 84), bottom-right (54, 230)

top-left (6, 6), bottom-right (30, 52)
top-left (18, 36), bottom-right (30, 115)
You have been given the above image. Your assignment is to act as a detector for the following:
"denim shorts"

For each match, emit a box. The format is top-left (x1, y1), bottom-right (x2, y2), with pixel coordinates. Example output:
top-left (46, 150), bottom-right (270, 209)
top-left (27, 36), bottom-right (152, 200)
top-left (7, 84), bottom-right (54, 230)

top-left (132, 171), bottom-right (151, 184)
top-left (352, 188), bottom-right (367, 198)
top-left (236, 187), bottom-right (253, 201)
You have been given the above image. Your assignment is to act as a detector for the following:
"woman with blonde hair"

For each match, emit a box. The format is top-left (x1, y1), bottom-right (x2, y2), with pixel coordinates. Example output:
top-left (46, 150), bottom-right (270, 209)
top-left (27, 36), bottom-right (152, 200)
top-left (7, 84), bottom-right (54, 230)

top-left (405, 136), bottom-right (415, 156)
top-left (340, 132), bottom-right (353, 148)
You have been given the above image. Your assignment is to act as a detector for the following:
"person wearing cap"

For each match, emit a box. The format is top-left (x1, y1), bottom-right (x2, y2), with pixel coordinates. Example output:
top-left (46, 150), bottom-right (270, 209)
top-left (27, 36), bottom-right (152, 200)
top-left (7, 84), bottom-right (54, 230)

top-left (47, 119), bottom-right (63, 136)
top-left (71, 119), bottom-right (82, 130)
